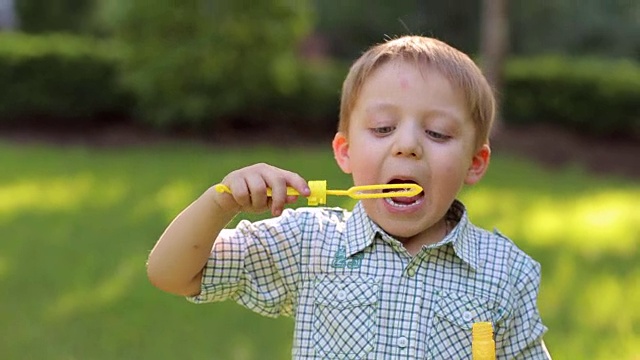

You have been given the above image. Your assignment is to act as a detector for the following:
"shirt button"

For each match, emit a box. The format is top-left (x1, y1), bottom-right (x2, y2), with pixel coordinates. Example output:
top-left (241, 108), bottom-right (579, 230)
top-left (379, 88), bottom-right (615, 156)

top-left (406, 268), bottom-right (416, 277)
top-left (462, 310), bottom-right (473, 321)
top-left (336, 290), bottom-right (347, 301)
top-left (397, 336), bottom-right (408, 348)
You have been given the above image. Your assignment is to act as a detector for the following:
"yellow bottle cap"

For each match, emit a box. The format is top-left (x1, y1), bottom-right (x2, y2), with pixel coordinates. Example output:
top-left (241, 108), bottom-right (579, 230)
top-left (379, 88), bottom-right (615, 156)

top-left (472, 322), bottom-right (496, 360)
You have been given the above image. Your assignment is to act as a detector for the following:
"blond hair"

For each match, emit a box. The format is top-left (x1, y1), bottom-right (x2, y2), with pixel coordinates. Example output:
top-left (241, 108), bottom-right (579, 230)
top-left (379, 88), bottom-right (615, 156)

top-left (339, 36), bottom-right (495, 148)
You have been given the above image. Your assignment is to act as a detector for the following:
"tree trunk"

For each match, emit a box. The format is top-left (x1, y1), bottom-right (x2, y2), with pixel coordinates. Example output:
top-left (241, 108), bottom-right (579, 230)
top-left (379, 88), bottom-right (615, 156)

top-left (480, 0), bottom-right (509, 136)
top-left (0, 0), bottom-right (18, 30)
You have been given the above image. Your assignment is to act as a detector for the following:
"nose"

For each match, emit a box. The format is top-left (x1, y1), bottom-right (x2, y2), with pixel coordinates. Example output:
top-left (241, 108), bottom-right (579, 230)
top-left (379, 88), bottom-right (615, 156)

top-left (391, 125), bottom-right (423, 159)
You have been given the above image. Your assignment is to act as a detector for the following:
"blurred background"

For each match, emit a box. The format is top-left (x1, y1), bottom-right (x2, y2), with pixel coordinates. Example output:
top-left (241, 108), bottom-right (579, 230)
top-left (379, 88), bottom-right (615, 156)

top-left (0, 0), bottom-right (638, 359)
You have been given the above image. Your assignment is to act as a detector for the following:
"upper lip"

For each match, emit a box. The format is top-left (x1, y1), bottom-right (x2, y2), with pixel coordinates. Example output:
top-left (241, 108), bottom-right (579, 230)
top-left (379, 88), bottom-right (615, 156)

top-left (384, 176), bottom-right (424, 194)
top-left (385, 176), bottom-right (420, 185)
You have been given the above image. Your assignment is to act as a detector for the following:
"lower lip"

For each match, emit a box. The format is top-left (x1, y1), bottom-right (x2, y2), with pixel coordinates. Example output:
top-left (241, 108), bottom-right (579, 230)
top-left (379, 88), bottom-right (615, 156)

top-left (380, 196), bottom-right (425, 214)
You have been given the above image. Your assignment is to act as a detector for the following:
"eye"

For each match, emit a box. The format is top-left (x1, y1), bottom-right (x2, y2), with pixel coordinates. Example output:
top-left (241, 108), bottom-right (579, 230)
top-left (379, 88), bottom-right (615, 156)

top-left (372, 126), bottom-right (395, 135)
top-left (426, 130), bottom-right (451, 141)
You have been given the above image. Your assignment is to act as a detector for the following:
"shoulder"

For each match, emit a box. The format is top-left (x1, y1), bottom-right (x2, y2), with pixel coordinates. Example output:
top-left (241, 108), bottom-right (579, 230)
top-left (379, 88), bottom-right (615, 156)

top-left (451, 200), bottom-right (539, 274)
top-left (472, 225), bottom-right (542, 288)
top-left (462, 225), bottom-right (544, 320)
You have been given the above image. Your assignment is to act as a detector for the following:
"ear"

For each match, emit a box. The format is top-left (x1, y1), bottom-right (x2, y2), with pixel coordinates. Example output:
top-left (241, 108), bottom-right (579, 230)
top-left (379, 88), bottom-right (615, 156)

top-left (464, 144), bottom-right (491, 185)
top-left (332, 132), bottom-right (352, 174)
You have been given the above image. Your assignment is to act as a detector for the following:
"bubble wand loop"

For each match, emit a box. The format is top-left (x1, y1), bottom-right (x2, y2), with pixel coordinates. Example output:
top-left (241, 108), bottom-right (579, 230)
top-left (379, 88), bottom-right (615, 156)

top-left (213, 180), bottom-right (423, 206)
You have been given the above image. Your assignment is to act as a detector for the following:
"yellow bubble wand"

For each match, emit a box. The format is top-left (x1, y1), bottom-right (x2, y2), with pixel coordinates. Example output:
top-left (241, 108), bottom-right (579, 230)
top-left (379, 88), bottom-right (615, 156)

top-left (213, 180), bottom-right (423, 206)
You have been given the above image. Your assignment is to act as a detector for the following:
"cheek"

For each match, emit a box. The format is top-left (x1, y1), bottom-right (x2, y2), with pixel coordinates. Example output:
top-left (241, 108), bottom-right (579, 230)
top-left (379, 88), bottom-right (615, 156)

top-left (445, 164), bottom-right (468, 185)
top-left (348, 150), bottom-right (381, 184)
top-left (430, 149), bottom-right (470, 181)
top-left (348, 136), bottom-right (378, 163)
top-left (350, 162), bottom-right (377, 184)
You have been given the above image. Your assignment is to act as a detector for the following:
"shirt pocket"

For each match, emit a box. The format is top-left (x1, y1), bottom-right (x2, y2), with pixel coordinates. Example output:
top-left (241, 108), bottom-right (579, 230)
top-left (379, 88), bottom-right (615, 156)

top-left (313, 277), bottom-right (379, 359)
top-left (429, 291), bottom-right (500, 360)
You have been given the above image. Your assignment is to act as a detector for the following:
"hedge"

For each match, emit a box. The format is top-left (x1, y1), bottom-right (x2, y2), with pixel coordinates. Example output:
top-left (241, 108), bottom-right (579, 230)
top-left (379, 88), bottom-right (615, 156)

top-left (0, 33), bottom-right (132, 125)
top-left (113, 0), bottom-right (314, 129)
top-left (503, 56), bottom-right (640, 138)
top-left (17, 0), bottom-right (93, 34)
top-left (0, 33), bottom-right (638, 139)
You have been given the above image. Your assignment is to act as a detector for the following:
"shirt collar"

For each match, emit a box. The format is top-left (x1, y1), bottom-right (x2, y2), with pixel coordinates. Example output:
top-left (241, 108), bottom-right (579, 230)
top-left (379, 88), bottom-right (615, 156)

top-left (441, 200), bottom-right (480, 270)
top-left (341, 200), bottom-right (481, 270)
top-left (343, 201), bottom-right (378, 257)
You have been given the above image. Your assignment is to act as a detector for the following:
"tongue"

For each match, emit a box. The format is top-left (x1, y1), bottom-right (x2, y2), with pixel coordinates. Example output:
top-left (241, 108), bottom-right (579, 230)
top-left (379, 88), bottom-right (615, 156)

top-left (391, 194), bottom-right (421, 204)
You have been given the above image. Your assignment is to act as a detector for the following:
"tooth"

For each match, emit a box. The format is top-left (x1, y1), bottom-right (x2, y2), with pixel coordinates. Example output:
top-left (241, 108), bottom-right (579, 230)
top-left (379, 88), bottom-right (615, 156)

top-left (385, 198), bottom-right (417, 208)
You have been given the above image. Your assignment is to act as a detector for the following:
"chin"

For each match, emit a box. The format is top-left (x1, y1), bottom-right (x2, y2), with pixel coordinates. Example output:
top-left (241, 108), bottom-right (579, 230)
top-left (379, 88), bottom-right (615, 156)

top-left (379, 221), bottom-right (422, 240)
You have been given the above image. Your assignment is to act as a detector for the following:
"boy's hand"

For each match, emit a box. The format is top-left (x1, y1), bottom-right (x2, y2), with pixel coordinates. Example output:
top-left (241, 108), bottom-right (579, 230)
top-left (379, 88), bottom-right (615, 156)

top-left (212, 163), bottom-right (311, 216)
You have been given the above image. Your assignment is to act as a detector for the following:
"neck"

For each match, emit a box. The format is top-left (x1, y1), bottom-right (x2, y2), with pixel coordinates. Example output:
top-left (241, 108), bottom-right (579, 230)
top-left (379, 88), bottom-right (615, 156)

top-left (401, 218), bottom-right (450, 256)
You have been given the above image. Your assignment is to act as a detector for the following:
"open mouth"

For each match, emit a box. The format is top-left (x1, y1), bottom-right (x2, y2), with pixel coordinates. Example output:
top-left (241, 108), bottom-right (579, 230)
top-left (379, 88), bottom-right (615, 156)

top-left (383, 179), bottom-right (425, 208)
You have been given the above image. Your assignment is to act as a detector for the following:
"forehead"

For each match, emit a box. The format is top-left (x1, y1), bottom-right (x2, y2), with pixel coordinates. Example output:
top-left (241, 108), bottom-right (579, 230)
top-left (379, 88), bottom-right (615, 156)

top-left (363, 59), bottom-right (443, 89)
top-left (354, 60), bottom-right (467, 117)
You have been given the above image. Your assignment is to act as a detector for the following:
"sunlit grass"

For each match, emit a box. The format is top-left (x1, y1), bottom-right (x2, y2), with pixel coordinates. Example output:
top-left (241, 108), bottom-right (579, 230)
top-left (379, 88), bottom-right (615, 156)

top-left (461, 184), bottom-right (639, 254)
top-left (46, 255), bottom-right (141, 321)
top-left (0, 142), bottom-right (637, 359)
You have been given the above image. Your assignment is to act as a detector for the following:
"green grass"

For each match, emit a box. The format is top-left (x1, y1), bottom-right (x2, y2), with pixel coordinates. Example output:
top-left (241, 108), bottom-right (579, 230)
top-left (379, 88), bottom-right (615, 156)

top-left (0, 141), bottom-right (638, 359)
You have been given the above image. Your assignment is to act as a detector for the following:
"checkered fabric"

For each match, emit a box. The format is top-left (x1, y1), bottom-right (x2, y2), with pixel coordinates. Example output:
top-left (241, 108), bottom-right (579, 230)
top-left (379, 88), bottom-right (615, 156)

top-left (188, 200), bottom-right (550, 359)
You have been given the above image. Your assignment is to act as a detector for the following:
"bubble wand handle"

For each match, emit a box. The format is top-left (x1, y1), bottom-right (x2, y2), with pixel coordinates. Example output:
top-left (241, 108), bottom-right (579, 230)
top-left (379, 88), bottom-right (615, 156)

top-left (213, 181), bottom-right (422, 206)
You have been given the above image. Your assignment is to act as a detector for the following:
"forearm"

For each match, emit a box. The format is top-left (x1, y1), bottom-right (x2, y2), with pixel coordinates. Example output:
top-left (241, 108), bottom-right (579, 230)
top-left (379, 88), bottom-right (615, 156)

top-left (147, 163), bottom-right (309, 296)
top-left (147, 186), bottom-right (238, 296)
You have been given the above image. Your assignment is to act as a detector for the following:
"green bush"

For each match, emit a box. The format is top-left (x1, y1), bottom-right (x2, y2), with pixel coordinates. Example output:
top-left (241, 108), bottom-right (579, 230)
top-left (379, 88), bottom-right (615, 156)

top-left (114, 0), bottom-right (314, 128)
top-left (503, 56), bottom-right (640, 138)
top-left (264, 59), bottom-right (349, 133)
top-left (0, 33), bottom-right (133, 124)
top-left (2, 32), bottom-right (637, 140)
top-left (17, 0), bottom-right (94, 33)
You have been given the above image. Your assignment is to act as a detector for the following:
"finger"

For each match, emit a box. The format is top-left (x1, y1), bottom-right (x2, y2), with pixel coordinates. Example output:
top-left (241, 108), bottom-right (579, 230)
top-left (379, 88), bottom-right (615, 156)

top-left (268, 176), bottom-right (287, 216)
top-left (227, 177), bottom-right (251, 208)
top-left (282, 171), bottom-right (310, 197)
top-left (265, 198), bottom-right (274, 215)
top-left (245, 174), bottom-right (268, 210)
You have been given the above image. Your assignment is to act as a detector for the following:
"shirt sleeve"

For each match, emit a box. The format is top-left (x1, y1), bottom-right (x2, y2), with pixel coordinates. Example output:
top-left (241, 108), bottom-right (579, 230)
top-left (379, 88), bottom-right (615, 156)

top-left (186, 209), bottom-right (303, 318)
top-left (496, 258), bottom-right (551, 359)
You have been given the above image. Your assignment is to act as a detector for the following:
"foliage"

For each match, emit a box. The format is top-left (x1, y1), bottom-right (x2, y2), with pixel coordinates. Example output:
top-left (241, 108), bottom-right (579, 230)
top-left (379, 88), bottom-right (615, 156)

top-left (0, 143), bottom-right (638, 359)
top-left (17, 0), bottom-right (94, 33)
top-left (0, 33), bottom-right (132, 124)
top-left (510, 0), bottom-right (640, 58)
top-left (503, 56), bottom-right (640, 138)
top-left (113, 0), bottom-right (314, 128)
top-left (14, 0), bottom-right (640, 60)
top-left (313, 0), bottom-right (640, 59)
top-left (314, 0), bottom-right (481, 58)
top-left (1, 30), bottom-right (638, 139)
top-left (265, 59), bottom-right (349, 134)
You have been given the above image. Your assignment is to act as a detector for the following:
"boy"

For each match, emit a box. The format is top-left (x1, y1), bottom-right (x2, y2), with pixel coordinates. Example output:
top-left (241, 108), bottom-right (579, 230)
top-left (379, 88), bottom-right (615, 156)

top-left (147, 36), bottom-right (551, 359)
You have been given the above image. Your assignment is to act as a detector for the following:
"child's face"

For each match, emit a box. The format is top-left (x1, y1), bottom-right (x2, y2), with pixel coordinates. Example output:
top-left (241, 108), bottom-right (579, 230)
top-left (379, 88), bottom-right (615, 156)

top-left (333, 59), bottom-right (490, 245)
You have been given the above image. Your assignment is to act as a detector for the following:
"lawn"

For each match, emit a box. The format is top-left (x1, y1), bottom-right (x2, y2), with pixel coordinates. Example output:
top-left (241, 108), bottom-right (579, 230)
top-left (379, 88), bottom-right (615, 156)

top-left (0, 141), bottom-right (638, 359)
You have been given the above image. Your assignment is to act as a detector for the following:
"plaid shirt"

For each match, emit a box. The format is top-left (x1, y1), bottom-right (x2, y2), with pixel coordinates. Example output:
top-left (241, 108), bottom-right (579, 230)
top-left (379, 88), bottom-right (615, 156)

top-left (188, 200), bottom-right (550, 359)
